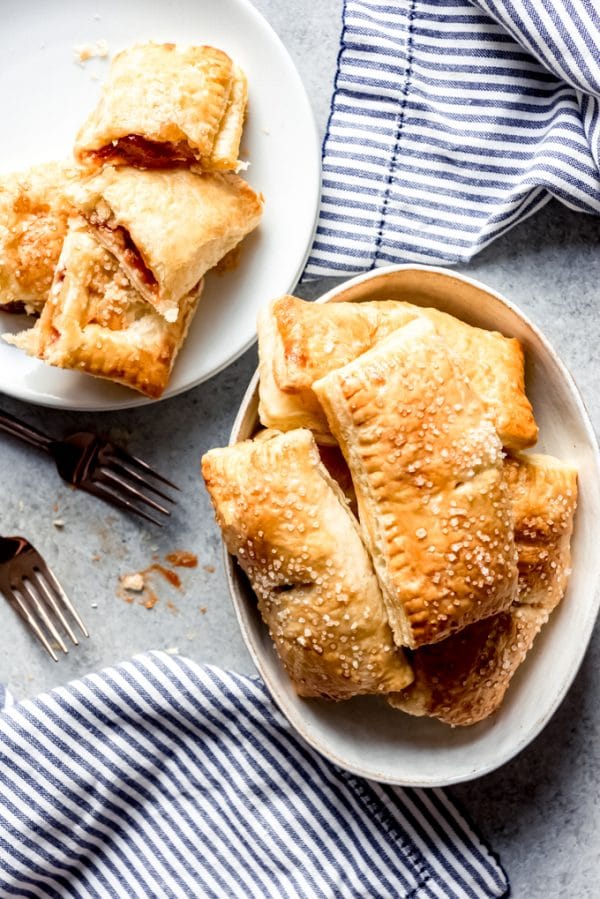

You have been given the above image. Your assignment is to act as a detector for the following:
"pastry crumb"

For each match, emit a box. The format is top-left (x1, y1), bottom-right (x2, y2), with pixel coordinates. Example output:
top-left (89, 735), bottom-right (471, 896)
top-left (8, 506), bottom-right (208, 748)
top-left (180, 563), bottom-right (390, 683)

top-left (53, 519), bottom-right (65, 529)
top-left (121, 572), bottom-right (145, 592)
top-left (74, 39), bottom-right (109, 64)
top-left (164, 646), bottom-right (179, 655)
top-left (143, 591), bottom-right (158, 610)
top-left (91, 602), bottom-right (98, 609)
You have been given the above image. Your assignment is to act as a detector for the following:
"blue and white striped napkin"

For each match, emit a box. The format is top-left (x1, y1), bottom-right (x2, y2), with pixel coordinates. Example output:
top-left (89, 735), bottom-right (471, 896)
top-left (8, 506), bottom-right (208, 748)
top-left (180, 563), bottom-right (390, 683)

top-left (0, 651), bottom-right (508, 898)
top-left (304, 0), bottom-right (600, 278)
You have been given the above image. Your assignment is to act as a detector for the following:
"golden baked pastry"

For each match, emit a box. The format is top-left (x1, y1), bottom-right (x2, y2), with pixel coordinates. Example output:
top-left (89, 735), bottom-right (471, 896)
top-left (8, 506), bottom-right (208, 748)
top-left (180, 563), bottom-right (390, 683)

top-left (503, 451), bottom-right (578, 611)
top-left (258, 296), bottom-right (406, 443)
top-left (3, 220), bottom-right (201, 397)
top-left (313, 317), bottom-right (518, 649)
top-left (74, 166), bottom-right (263, 321)
top-left (74, 43), bottom-right (247, 172)
top-left (388, 607), bottom-right (542, 726)
top-left (0, 162), bottom-right (80, 313)
top-left (202, 428), bottom-right (414, 699)
top-left (258, 294), bottom-right (538, 450)
top-left (388, 452), bottom-right (577, 725)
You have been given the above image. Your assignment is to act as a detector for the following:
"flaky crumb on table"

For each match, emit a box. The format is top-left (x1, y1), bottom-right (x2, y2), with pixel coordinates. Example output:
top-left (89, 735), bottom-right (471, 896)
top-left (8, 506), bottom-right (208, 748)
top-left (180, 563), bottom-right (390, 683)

top-left (73, 39), bottom-right (109, 64)
top-left (120, 572), bottom-right (145, 592)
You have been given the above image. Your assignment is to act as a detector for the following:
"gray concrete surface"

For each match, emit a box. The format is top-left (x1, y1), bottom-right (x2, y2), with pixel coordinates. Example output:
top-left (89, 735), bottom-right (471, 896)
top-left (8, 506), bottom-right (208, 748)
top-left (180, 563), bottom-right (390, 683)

top-left (1, 2), bottom-right (599, 895)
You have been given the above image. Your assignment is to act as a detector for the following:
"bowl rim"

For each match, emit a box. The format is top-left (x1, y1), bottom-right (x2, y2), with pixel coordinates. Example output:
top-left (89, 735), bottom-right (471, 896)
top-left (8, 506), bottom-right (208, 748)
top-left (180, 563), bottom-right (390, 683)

top-left (224, 263), bottom-right (600, 785)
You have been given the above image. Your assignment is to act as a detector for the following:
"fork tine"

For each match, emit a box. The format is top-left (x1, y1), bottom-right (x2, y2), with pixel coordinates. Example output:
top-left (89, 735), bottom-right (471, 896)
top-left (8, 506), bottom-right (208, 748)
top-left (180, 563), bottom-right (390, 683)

top-left (34, 569), bottom-right (80, 645)
top-left (97, 468), bottom-right (172, 517)
top-left (109, 445), bottom-right (181, 491)
top-left (85, 480), bottom-right (165, 527)
top-left (6, 585), bottom-right (58, 662)
top-left (21, 578), bottom-right (68, 654)
top-left (38, 565), bottom-right (89, 639)
top-left (104, 455), bottom-right (176, 504)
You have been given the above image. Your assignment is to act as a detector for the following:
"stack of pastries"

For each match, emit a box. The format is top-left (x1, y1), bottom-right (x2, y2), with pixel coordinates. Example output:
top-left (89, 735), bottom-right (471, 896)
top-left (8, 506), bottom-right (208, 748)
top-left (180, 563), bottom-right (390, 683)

top-left (0, 43), bottom-right (263, 397)
top-left (202, 295), bottom-right (578, 726)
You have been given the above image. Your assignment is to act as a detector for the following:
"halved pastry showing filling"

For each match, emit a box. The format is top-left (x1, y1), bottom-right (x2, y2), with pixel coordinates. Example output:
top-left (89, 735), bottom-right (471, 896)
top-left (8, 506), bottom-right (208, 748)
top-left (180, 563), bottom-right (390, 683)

top-left (388, 452), bottom-right (577, 725)
top-left (73, 167), bottom-right (264, 321)
top-left (74, 43), bottom-right (247, 172)
top-left (258, 294), bottom-right (538, 450)
top-left (202, 428), bottom-right (414, 699)
top-left (0, 161), bottom-right (81, 313)
top-left (3, 220), bottom-right (202, 397)
top-left (313, 317), bottom-right (519, 649)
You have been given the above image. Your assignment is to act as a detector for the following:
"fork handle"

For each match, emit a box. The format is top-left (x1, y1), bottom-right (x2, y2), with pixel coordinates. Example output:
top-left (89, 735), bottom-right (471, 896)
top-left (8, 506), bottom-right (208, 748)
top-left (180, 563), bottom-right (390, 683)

top-left (0, 409), bottom-right (53, 452)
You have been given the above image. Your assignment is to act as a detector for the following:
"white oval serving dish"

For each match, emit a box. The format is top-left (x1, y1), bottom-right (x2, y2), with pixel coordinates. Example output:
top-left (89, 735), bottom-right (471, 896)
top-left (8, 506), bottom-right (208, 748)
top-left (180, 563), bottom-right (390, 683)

top-left (225, 264), bottom-right (600, 786)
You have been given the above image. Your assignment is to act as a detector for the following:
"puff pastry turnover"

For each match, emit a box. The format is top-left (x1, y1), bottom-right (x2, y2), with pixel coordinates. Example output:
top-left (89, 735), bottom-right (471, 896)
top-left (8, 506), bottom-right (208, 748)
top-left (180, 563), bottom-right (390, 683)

top-left (0, 162), bottom-right (80, 313)
top-left (258, 294), bottom-right (538, 450)
top-left (202, 428), bottom-right (414, 699)
top-left (503, 451), bottom-right (577, 612)
top-left (3, 220), bottom-right (201, 397)
top-left (388, 452), bottom-right (577, 725)
top-left (74, 167), bottom-right (263, 321)
top-left (74, 43), bottom-right (247, 172)
top-left (313, 317), bottom-right (519, 649)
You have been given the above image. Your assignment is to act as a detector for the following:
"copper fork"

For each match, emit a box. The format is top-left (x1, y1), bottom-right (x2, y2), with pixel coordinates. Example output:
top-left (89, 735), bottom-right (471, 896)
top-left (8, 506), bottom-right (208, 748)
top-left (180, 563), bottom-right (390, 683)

top-left (0, 409), bottom-right (179, 526)
top-left (0, 536), bottom-right (88, 662)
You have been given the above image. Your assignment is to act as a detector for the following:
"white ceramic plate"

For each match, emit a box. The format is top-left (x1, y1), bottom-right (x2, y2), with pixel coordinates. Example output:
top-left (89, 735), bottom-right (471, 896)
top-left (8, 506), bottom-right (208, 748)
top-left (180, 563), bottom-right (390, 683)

top-left (226, 265), bottom-right (600, 786)
top-left (0, 0), bottom-right (320, 410)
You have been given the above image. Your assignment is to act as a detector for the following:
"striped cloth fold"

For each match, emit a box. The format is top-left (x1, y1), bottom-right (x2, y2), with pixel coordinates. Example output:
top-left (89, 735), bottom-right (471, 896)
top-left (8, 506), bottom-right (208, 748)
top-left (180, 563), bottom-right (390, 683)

top-left (304, 0), bottom-right (600, 278)
top-left (0, 651), bottom-right (508, 898)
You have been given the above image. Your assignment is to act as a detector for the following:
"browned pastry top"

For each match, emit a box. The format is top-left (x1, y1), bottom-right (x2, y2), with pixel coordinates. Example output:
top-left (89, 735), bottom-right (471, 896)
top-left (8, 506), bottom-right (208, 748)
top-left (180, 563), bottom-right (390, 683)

top-left (313, 318), bottom-right (518, 649)
top-left (202, 428), bottom-right (414, 700)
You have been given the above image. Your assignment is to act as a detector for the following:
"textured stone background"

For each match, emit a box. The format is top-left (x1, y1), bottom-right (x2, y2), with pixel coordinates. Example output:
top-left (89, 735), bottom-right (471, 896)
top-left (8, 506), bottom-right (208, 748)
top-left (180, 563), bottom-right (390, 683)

top-left (1, 2), bottom-right (599, 895)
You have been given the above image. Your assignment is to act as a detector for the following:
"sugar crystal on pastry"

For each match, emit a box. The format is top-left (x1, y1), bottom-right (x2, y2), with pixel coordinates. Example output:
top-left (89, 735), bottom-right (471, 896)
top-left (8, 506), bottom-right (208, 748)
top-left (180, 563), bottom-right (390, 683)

top-left (313, 317), bottom-right (519, 649)
top-left (388, 452), bottom-right (577, 725)
top-left (74, 43), bottom-right (247, 172)
top-left (258, 294), bottom-right (538, 450)
top-left (3, 219), bottom-right (202, 397)
top-left (503, 451), bottom-right (577, 611)
top-left (0, 162), bottom-right (82, 313)
top-left (202, 428), bottom-right (414, 699)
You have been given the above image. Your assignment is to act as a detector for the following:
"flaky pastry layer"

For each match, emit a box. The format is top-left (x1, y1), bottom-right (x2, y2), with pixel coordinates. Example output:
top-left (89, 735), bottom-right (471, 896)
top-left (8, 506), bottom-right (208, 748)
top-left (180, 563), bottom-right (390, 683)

top-left (74, 166), bottom-right (263, 321)
top-left (74, 43), bottom-right (247, 172)
top-left (3, 220), bottom-right (201, 397)
top-left (258, 294), bottom-right (538, 450)
top-left (0, 162), bottom-right (82, 311)
top-left (504, 451), bottom-right (578, 611)
top-left (202, 428), bottom-right (413, 699)
top-left (313, 317), bottom-right (518, 649)
top-left (389, 452), bottom-right (577, 725)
